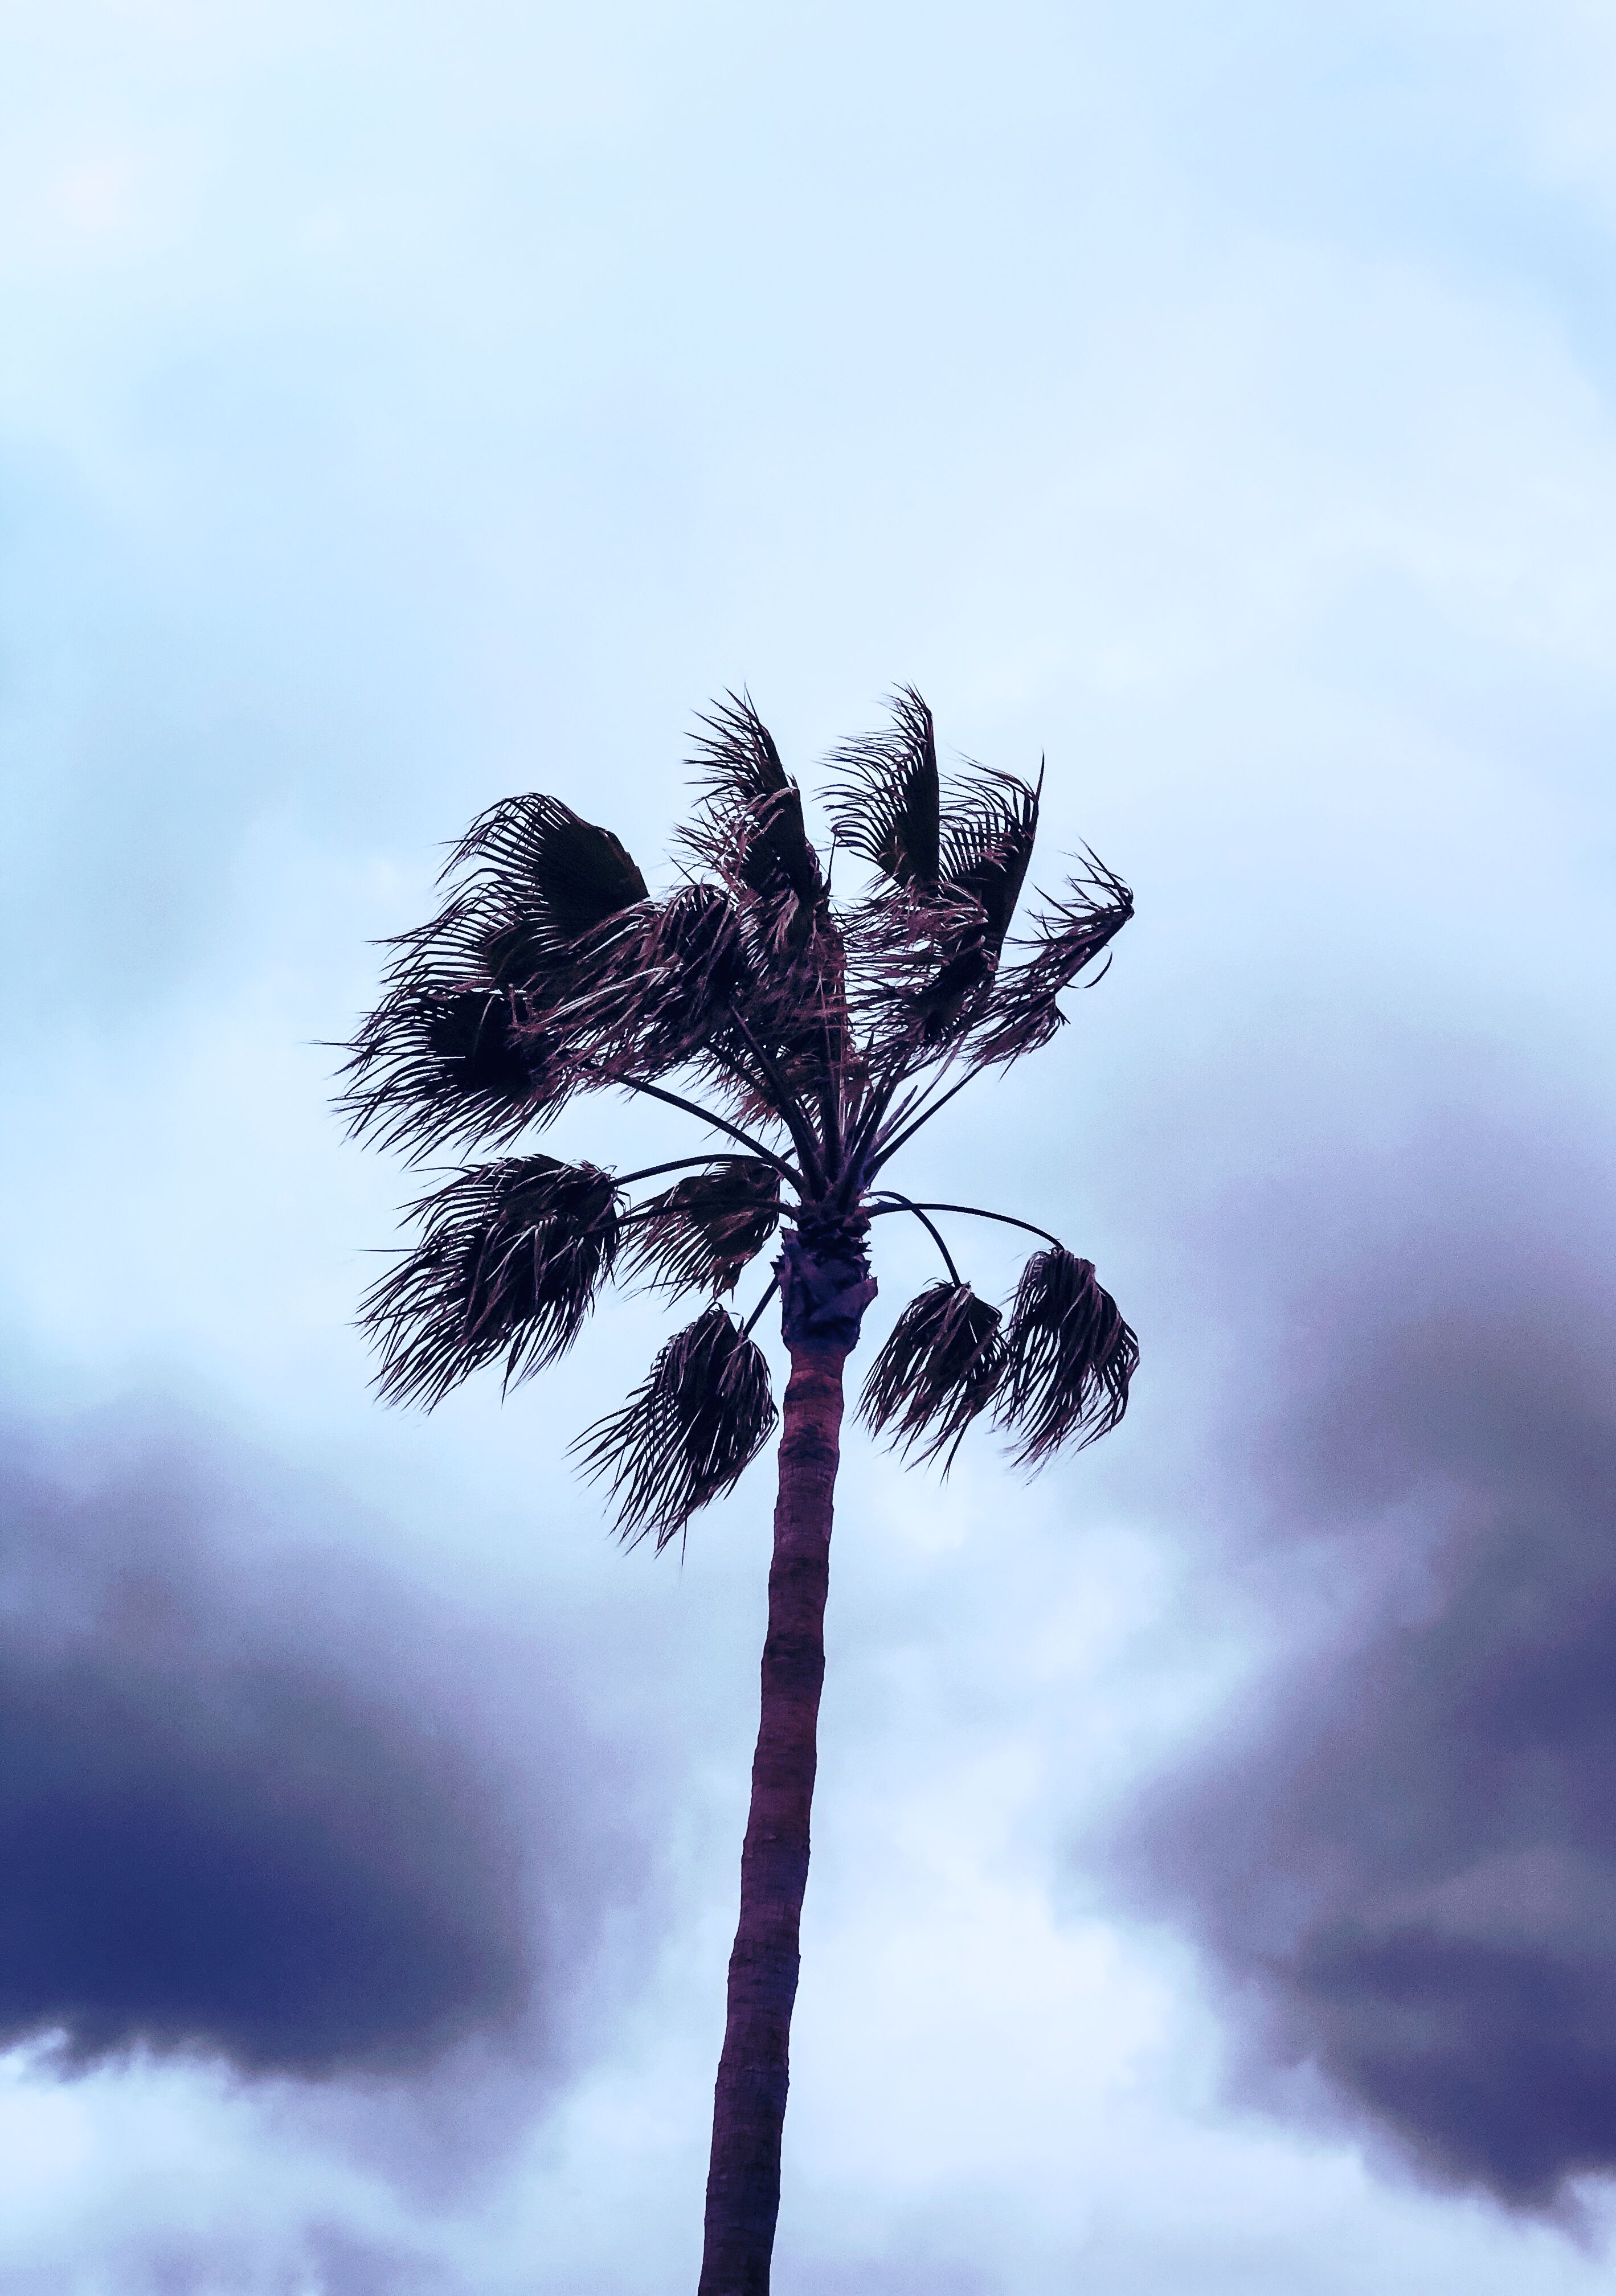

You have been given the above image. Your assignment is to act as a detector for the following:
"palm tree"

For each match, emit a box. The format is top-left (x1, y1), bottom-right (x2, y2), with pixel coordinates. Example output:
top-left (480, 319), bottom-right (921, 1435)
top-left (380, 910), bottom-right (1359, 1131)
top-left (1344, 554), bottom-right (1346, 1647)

top-left (339, 689), bottom-right (1136, 2294)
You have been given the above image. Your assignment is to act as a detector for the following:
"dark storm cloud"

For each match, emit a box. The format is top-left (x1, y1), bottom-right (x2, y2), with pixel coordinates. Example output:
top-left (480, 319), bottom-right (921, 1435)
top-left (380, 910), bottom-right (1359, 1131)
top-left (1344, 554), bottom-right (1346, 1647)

top-left (0, 1405), bottom-right (612, 2080)
top-left (1107, 1078), bottom-right (1616, 2207)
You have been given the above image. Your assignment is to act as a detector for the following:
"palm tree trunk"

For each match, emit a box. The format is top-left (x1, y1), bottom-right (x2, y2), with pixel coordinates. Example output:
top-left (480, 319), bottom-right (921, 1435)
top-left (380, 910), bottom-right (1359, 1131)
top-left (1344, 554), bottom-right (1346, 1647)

top-left (698, 1340), bottom-right (848, 2294)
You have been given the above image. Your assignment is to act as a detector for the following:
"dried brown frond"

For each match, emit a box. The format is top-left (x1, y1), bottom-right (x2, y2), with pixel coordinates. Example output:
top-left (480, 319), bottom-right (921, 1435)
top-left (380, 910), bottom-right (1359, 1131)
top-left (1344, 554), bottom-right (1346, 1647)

top-left (572, 1305), bottom-right (778, 1547)
top-left (860, 1281), bottom-right (1007, 1470)
top-left (996, 1248), bottom-right (1138, 1466)
top-left (619, 1159), bottom-right (782, 1298)
top-left (358, 1157), bottom-right (620, 1406)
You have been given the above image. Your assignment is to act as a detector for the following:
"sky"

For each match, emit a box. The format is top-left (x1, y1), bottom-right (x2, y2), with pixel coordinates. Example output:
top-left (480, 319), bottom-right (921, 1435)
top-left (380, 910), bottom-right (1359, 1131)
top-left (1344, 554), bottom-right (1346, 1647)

top-left (3, 0), bottom-right (1616, 2287)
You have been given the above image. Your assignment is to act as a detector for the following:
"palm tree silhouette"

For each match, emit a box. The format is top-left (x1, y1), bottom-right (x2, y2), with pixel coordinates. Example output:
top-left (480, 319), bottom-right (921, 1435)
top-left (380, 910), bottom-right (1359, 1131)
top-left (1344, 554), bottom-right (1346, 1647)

top-left (339, 689), bottom-right (1136, 2293)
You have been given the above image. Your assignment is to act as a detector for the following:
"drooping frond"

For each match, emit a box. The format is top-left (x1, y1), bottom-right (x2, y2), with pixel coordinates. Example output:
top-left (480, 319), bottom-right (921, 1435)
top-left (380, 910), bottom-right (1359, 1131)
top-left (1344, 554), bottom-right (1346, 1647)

top-left (572, 1305), bottom-right (778, 1548)
top-left (825, 687), bottom-right (941, 893)
top-left (995, 1248), bottom-right (1137, 1467)
top-left (359, 1156), bottom-right (620, 1406)
top-left (973, 854), bottom-right (1135, 1065)
top-left (860, 1281), bottom-right (1007, 1470)
top-left (619, 1158), bottom-right (782, 1298)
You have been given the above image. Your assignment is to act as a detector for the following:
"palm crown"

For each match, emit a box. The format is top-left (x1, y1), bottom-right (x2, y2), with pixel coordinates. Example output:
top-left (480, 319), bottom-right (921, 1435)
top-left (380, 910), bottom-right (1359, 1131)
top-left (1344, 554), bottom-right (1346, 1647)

top-left (339, 688), bottom-right (1137, 1544)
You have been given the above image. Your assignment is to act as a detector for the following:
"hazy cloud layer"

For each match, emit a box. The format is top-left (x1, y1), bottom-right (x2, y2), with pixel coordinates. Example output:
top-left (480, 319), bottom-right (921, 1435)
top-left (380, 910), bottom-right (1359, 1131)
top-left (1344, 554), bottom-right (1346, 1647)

top-left (0, 2224), bottom-right (461, 2296)
top-left (1112, 1090), bottom-right (1616, 2206)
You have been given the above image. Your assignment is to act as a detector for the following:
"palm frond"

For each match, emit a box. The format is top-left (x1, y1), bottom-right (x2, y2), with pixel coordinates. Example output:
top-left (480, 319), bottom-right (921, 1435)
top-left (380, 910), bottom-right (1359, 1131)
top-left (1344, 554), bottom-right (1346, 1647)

top-left (554, 882), bottom-right (748, 1077)
top-left (825, 687), bottom-right (941, 893)
top-left (973, 853), bottom-right (1135, 1065)
top-left (336, 985), bottom-right (582, 1158)
top-left (939, 762), bottom-right (1039, 956)
top-left (736, 784), bottom-right (826, 917)
top-left (681, 694), bottom-right (828, 954)
top-left (443, 792), bottom-right (649, 957)
top-left (860, 1281), bottom-right (1007, 1470)
top-left (619, 1158), bottom-right (782, 1298)
top-left (359, 1156), bottom-right (620, 1406)
top-left (841, 752), bottom-right (1042, 1057)
top-left (381, 800), bottom-right (650, 1018)
top-left (652, 698), bottom-right (854, 1155)
top-left (995, 1248), bottom-right (1137, 1466)
top-left (338, 797), bottom-right (651, 1154)
top-left (572, 1305), bottom-right (778, 1548)
top-left (686, 690), bottom-right (791, 817)
top-left (532, 882), bottom-right (824, 1173)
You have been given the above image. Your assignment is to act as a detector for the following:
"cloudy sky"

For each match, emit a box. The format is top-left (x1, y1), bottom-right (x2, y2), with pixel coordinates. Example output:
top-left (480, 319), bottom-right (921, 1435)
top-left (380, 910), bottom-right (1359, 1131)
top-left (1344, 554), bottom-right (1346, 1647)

top-left (5, 0), bottom-right (1616, 2287)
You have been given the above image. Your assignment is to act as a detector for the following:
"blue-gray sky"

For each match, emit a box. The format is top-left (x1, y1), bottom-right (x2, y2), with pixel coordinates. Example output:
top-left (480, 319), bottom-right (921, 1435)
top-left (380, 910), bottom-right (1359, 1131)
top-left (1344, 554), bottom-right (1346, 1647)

top-left (4, 1), bottom-right (1616, 2287)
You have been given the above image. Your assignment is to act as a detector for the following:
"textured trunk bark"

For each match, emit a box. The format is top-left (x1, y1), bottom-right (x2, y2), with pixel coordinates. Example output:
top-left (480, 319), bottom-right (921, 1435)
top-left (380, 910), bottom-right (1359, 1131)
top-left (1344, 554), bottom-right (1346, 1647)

top-left (697, 1341), bottom-right (847, 2295)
